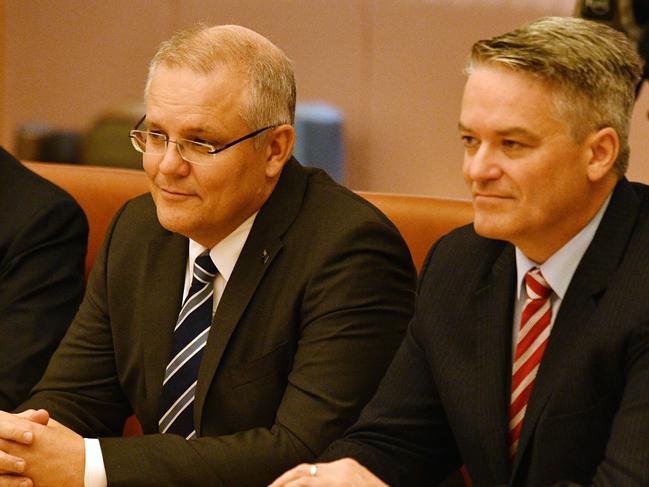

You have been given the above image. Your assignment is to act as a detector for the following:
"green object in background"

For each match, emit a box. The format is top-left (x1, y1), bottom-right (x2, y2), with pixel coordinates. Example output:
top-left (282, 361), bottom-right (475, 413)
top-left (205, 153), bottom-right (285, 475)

top-left (83, 117), bottom-right (142, 169)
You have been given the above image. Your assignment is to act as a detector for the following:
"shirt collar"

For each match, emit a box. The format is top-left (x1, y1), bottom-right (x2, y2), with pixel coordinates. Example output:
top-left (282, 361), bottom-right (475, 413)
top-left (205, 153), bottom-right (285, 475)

top-left (188, 212), bottom-right (257, 283)
top-left (515, 194), bottom-right (611, 300)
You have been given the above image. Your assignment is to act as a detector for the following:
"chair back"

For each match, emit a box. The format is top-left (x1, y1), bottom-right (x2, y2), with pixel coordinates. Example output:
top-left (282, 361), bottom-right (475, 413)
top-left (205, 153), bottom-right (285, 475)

top-left (359, 191), bottom-right (472, 271)
top-left (24, 162), bottom-right (473, 275)
top-left (24, 162), bottom-right (150, 278)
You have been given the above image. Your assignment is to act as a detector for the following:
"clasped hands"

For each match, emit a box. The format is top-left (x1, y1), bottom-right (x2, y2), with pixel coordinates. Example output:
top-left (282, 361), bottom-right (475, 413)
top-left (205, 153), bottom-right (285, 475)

top-left (0, 409), bottom-right (84, 487)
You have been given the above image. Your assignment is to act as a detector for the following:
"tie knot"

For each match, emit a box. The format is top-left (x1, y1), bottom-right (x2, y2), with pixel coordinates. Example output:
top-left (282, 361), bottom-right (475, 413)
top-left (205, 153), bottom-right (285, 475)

top-left (525, 267), bottom-right (551, 300)
top-left (193, 250), bottom-right (217, 280)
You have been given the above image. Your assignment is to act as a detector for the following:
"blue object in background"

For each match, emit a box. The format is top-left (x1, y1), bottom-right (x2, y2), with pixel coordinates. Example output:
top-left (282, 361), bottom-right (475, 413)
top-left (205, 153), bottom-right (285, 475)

top-left (293, 102), bottom-right (345, 183)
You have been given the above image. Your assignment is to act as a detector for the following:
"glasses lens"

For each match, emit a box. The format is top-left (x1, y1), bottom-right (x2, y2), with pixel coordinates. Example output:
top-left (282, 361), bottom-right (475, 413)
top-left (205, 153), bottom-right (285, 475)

top-left (130, 131), bottom-right (146, 153)
top-left (130, 131), bottom-right (167, 155)
top-left (144, 132), bottom-right (167, 154)
top-left (179, 140), bottom-right (217, 165)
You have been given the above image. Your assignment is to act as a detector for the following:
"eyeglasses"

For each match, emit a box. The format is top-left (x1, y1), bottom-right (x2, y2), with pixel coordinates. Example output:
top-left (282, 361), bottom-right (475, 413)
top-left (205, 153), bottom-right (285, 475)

top-left (128, 115), bottom-right (275, 165)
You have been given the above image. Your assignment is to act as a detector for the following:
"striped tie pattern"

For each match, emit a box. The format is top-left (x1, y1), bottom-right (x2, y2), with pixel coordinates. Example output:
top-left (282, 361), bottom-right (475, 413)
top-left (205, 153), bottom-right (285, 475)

top-left (508, 267), bottom-right (552, 459)
top-left (159, 250), bottom-right (217, 439)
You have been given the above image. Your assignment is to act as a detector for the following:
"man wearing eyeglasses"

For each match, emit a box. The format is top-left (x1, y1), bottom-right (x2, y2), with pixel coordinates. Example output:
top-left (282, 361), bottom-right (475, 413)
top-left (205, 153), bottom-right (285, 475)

top-left (0, 25), bottom-right (415, 487)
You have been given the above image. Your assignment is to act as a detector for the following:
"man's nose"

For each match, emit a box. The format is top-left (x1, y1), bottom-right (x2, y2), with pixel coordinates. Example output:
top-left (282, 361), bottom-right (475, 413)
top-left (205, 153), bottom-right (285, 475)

top-left (463, 145), bottom-right (502, 182)
top-left (158, 139), bottom-right (189, 174)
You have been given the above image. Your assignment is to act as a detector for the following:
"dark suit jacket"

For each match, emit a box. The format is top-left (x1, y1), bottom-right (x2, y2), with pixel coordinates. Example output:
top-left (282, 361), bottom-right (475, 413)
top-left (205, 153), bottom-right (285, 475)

top-left (0, 147), bottom-right (87, 410)
top-left (23, 158), bottom-right (415, 486)
top-left (323, 178), bottom-right (649, 487)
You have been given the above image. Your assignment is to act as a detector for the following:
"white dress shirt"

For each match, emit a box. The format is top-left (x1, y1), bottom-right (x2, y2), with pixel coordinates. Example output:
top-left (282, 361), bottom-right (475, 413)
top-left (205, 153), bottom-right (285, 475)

top-left (512, 195), bottom-right (611, 355)
top-left (83, 213), bottom-right (256, 487)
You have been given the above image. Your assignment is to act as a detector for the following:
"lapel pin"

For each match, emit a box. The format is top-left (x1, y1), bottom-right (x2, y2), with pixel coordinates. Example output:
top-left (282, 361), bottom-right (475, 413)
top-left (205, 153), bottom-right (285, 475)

top-left (261, 249), bottom-right (269, 264)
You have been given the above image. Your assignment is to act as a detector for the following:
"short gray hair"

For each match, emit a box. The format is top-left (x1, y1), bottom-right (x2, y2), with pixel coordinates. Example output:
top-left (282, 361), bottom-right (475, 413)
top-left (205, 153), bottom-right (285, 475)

top-left (145, 24), bottom-right (296, 148)
top-left (465, 16), bottom-right (642, 176)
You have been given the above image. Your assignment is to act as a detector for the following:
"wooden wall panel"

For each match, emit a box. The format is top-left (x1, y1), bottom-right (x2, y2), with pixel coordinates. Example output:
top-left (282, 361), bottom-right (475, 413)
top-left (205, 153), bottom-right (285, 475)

top-left (3, 1), bottom-right (648, 197)
top-left (174, 0), bottom-right (368, 187)
top-left (2, 0), bottom-right (175, 147)
top-left (363, 1), bottom-right (572, 197)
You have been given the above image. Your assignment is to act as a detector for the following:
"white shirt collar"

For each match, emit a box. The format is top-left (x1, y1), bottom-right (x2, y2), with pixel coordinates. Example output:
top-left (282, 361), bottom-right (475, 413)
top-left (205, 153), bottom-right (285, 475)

top-left (515, 194), bottom-right (611, 300)
top-left (188, 212), bottom-right (257, 283)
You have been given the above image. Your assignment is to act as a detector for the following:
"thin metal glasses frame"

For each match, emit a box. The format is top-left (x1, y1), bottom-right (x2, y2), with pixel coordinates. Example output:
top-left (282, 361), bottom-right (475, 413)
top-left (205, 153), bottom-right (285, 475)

top-left (128, 115), bottom-right (275, 164)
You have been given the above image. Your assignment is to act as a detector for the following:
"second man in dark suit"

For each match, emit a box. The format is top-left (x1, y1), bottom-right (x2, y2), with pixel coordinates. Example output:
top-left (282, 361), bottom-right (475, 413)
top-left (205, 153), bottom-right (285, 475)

top-left (272, 16), bottom-right (649, 487)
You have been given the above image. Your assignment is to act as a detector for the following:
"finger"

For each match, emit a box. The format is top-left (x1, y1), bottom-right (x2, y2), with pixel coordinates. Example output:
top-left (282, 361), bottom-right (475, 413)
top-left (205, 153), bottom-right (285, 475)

top-left (0, 450), bottom-right (26, 475)
top-left (268, 463), bottom-right (315, 487)
top-left (0, 420), bottom-right (33, 445)
top-left (15, 410), bottom-right (49, 426)
top-left (277, 479), bottom-right (315, 487)
top-left (269, 478), bottom-right (316, 487)
top-left (0, 475), bottom-right (32, 487)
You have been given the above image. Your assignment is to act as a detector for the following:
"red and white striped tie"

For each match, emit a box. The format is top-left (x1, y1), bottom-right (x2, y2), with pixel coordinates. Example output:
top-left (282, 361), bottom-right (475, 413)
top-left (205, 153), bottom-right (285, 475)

top-left (508, 267), bottom-right (553, 459)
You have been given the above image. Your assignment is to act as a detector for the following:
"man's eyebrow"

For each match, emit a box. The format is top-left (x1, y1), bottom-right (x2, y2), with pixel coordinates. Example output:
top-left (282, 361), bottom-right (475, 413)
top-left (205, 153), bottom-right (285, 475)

top-left (458, 122), bottom-right (539, 139)
top-left (143, 119), bottom-right (163, 131)
top-left (184, 127), bottom-right (218, 137)
top-left (144, 121), bottom-right (223, 139)
top-left (494, 127), bottom-right (536, 138)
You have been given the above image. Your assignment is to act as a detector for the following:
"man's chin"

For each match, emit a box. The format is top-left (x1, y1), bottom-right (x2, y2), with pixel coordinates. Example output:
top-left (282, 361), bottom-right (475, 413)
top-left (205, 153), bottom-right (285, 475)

top-left (472, 219), bottom-right (510, 241)
top-left (156, 208), bottom-right (190, 235)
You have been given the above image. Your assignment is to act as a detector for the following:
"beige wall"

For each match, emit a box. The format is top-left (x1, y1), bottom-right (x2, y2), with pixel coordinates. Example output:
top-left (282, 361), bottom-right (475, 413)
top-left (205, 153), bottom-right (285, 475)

top-left (3, 1), bottom-right (648, 198)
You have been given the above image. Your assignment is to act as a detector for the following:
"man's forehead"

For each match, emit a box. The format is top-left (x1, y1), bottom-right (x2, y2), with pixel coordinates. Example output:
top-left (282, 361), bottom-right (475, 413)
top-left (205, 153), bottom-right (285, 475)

top-left (461, 67), bottom-right (564, 121)
top-left (145, 66), bottom-right (247, 131)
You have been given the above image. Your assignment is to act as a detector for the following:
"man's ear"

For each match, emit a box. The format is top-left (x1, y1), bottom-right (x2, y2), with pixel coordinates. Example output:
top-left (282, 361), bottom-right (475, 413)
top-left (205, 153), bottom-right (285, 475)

top-left (265, 124), bottom-right (295, 179)
top-left (586, 126), bottom-right (619, 182)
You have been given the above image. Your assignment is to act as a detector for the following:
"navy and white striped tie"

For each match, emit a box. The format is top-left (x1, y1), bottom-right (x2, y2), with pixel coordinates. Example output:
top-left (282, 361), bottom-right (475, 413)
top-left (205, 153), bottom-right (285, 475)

top-left (159, 250), bottom-right (217, 439)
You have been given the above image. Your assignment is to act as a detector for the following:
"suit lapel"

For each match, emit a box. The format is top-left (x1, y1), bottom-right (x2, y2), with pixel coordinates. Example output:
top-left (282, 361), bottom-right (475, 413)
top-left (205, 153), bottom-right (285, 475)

top-left (194, 158), bottom-right (308, 430)
top-left (140, 232), bottom-right (187, 430)
top-left (512, 179), bottom-right (641, 475)
top-left (473, 244), bottom-right (516, 480)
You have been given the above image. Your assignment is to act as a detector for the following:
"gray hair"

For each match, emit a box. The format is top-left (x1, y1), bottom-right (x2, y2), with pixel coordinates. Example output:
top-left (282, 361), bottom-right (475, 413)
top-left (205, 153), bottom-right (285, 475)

top-left (465, 16), bottom-right (642, 176)
top-left (145, 24), bottom-right (296, 149)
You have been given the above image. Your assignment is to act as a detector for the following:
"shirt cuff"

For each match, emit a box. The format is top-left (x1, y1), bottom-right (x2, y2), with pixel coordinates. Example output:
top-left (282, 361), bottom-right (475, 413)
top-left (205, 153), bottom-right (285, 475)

top-left (83, 438), bottom-right (108, 487)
